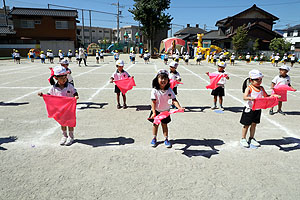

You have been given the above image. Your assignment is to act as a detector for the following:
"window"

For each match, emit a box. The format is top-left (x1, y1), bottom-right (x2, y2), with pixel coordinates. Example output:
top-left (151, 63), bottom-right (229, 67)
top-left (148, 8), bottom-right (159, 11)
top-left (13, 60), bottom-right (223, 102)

top-left (104, 30), bottom-right (109, 33)
top-left (84, 29), bottom-right (89, 32)
top-left (99, 30), bottom-right (102, 33)
top-left (34, 20), bottom-right (41, 24)
top-left (56, 21), bottom-right (69, 29)
top-left (293, 30), bottom-right (298, 37)
top-left (0, 14), bottom-right (5, 19)
top-left (20, 20), bottom-right (34, 28)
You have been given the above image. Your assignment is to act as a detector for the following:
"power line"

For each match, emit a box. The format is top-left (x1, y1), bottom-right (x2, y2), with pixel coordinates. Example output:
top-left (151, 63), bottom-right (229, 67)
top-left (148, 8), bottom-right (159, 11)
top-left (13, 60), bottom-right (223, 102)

top-left (48, 4), bottom-right (117, 16)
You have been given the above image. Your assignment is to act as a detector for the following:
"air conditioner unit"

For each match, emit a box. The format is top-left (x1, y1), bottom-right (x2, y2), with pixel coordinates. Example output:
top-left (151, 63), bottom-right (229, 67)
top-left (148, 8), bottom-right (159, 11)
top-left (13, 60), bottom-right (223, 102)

top-left (8, 25), bottom-right (14, 30)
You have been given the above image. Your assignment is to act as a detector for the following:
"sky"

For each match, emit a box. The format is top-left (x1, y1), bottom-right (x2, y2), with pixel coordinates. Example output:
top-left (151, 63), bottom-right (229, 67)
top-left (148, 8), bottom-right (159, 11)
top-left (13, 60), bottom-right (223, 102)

top-left (4, 0), bottom-right (300, 36)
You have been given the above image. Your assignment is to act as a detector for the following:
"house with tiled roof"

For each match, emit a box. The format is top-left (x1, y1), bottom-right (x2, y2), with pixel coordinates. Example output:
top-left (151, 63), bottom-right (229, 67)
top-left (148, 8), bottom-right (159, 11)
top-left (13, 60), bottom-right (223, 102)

top-left (0, 7), bottom-right (78, 56)
top-left (203, 4), bottom-right (282, 51)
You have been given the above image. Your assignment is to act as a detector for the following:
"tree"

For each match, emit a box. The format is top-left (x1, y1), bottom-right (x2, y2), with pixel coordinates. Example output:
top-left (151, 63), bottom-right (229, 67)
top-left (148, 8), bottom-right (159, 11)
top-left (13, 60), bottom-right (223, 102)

top-left (232, 25), bottom-right (249, 53)
top-left (269, 38), bottom-right (291, 56)
top-left (253, 38), bottom-right (260, 53)
top-left (129, 0), bottom-right (173, 54)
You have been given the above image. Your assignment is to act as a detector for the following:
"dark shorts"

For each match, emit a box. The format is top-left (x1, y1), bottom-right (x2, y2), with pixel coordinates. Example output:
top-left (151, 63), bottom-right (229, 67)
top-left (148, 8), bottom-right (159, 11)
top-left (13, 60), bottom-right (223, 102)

top-left (275, 60), bottom-right (279, 63)
top-left (164, 58), bottom-right (168, 61)
top-left (41, 58), bottom-right (45, 61)
top-left (131, 57), bottom-right (135, 61)
top-left (213, 59), bottom-right (217, 62)
top-left (114, 85), bottom-right (123, 94)
top-left (291, 61), bottom-right (295, 64)
top-left (30, 55), bottom-right (34, 58)
top-left (148, 110), bottom-right (171, 124)
top-left (68, 56), bottom-right (72, 58)
top-left (100, 56), bottom-right (104, 59)
top-left (240, 107), bottom-right (261, 125)
top-left (76, 58), bottom-right (80, 61)
top-left (231, 60), bottom-right (235, 63)
top-left (144, 57), bottom-right (149, 60)
top-left (246, 59), bottom-right (250, 62)
top-left (175, 59), bottom-right (179, 62)
top-left (173, 87), bottom-right (178, 95)
top-left (16, 57), bottom-right (20, 60)
top-left (96, 57), bottom-right (99, 60)
top-left (211, 86), bottom-right (225, 97)
top-left (185, 59), bottom-right (189, 63)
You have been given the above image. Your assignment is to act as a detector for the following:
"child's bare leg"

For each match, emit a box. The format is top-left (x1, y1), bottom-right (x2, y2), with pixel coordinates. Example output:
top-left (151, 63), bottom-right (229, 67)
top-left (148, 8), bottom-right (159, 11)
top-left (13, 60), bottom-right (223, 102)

top-left (61, 126), bottom-right (67, 137)
top-left (213, 96), bottom-right (218, 107)
top-left (68, 127), bottom-right (74, 138)
top-left (161, 123), bottom-right (168, 138)
top-left (116, 93), bottom-right (120, 105)
top-left (122, 94), bottom-right (126, 105)
top-left (249, 123), bottom-right (256, 138)
top-left (153, 124), bottom-right (159, 137)
top-left (242, 125), bottom-right (250, 139)
top-left (219, 96), bottom-right (223, 107)
top-left (277, 101), bottom-right (283, 111)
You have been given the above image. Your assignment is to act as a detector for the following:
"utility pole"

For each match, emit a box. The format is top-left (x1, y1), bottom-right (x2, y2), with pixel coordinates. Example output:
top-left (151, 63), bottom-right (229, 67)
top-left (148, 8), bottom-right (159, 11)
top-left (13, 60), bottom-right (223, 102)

top-left (89, 10), bottom-right (92, 44)
top-left (204, 24), bottom-right (207, 32)
top-left (3, 0), bottom-right (8, 26)
top-left (81, 9), bottom-right (84, 47)
top-left (170, 24), bottom-right (172, 37)
top-left (117, 0), bottom-right (120, 43)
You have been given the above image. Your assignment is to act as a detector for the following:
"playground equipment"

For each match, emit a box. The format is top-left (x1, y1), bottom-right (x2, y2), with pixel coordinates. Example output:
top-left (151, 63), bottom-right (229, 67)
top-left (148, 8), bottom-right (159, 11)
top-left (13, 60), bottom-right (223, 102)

top-left (159, 37), bottom-right (188, 55)
top-left (87, 43), bottom-right (100, 55)
top-left (195, 33), bottom-right (222, 60)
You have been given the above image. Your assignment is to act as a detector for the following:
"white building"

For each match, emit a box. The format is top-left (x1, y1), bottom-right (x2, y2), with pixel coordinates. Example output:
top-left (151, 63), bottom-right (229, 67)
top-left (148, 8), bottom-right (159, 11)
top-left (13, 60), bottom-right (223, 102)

top-left (77, 26), bottom-right (113, 45)
top-left (113, 25), bottom-right (143, 43)
top-left (283, 24), bottom-right (300, 52)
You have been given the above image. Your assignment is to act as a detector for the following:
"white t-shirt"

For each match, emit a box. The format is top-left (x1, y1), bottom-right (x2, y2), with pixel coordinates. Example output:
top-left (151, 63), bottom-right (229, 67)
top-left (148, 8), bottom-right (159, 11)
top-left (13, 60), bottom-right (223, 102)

top-left (231, 55), bottom-right (235, 60)
top-left (75, 53), bottom-right (79, 59)
top-left (184, 55), bottom-right (189, 60)
top-left (68, 52), bottom-right (73, 56)
top-left (59, 52), bottom-right (64, 58)
top-left (151, 88), bottom-right (176, 112)
top-left (272, 75), bottom-right (290, 86)
top-left (96, 52), bottom-right (100, 58)
top-left (275, 56), bottom-right (280, 61)
top-left (283, 56), bottom-right (288, 60)
top-left (100, 52), bottom-right (104, 57)
top-left (48, 82), bottom-right (77, 97)
top-left (40, 54), bottom-right (45, 59)
top-left (15, 53), bottom-right (20, 58)
top-left (291, 56), bottom-right (295, 61)
top-left (246, 55), bottom-right (250, 59)
top-left (79, 48), bottom-right (85, 59)
top-left (213, 71), bottom-right (228, 86)
top-left (48, 52), bottom-right (54, 57)
top-left (111, 70), bottom-right (130, 81)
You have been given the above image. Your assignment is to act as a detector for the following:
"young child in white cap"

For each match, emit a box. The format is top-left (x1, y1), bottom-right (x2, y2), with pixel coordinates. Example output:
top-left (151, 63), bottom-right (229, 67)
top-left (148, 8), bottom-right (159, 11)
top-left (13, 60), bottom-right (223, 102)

top-left (60, 59), bottom-right (74, 86)
top-left (38, 66), bottom-right (79, 146)
top-left (58, 50), bottom-right (64, 63)
top-left (206, 61), bottom-right (230, 110)
top-left (269, 65), bottom-right (296, 115)
top-left (67, 49), bottom-right (73, 62)
top-left (110, 60), bottom-right (131, 109)
top-left (40, 51), bottom-right (46, 64)
top-left (169, 61), bottom-right (181, 95)
top-left (240, 69), bottom-right (279, 148)
top-left (14, 50), bottom-right (21, 64)
top-left (274, 53), bottom-right (280, 67)
top-left (148, 69), bottom-right (184, 148)
top-left (230, 53), bottom-right (235, 66)
top-left (290, 54), bottom-right (296, 67)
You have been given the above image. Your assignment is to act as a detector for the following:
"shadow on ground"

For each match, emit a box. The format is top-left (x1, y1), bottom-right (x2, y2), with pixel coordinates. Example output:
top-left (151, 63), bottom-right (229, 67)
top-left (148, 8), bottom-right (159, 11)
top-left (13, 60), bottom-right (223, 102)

top-left (284, 111), bottom-right (300, 116)
top-left (223, 106), bottom-right (244, 113)
top-left (0, 102), bottom-right (29, 106)
top-left (259, 137), bottom-right (300, 152)
top-left (77, 102), bottom-right (108, 109)
top-left (75, 137), bottom-right (134, 147)
top-left (170, 138), bottom-right (225, 158)
top-left (184, 106), bottom-right (210, 112)
top-left (128, 105), bottom-right (151, 111)
top-left (0, 136), bottom-right (18, 150)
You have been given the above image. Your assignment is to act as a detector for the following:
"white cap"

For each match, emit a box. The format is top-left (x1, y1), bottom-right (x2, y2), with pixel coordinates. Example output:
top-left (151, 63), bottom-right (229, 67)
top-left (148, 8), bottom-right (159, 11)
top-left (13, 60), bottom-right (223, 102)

top-left (157, 69), bottom-right (169, 76)
top-left (60, 59), bottom-right (69, 65)
top-left (169, 61), bottom-right (178, 68)
top-left (279, 65), bottom-right (290, 72)
top-left (249, 69), bottom-right (263, 79)
top-left (277, 53), bottom-right (279, 55)
top-left (53, 66), bottom-right (67, 76)
top-left (116, 60), bottom-right (124, 66)
top-left (217, 61), bottom-right (226, 68)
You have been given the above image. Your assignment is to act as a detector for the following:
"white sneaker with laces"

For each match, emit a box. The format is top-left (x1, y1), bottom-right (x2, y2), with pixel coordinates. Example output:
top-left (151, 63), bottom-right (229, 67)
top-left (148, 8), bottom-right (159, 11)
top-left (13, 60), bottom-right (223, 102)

top-left (59, 137), bottom-right (67, 145)
top-left (65, 137), bottom-right (74, 146)
top-left (240, 138), bottom-right (249, 148)
top-left (249, 138), bottom-right (260, 147)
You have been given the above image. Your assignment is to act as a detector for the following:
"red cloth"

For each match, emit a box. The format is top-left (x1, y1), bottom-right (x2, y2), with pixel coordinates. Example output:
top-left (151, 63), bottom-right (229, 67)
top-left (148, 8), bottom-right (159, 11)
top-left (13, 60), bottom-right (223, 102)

top-left (153, 109), bottom-right (184, 125)
top-left (169, 79), bottom-right (183, 89)
top-left (43, 95), bottom-right (77, 127)
top-left (272, 85), bottom-right (295, 102)
top-left (114, 77), bottom-right (136, 94)
top-left (206, 73), bottom-right (227, 90)
top-left (48, 67), bottom-right (54, 83)
top-left (252, 97), bottom-right (279, 110)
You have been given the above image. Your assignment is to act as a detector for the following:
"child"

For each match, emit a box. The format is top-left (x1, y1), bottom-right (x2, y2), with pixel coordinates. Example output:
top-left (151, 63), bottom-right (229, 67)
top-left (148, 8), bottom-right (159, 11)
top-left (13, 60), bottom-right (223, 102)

top-left (283, 53), bottom-right (288, 64)
top-left (29, 50), bottom-right (35, 62)
top-left (48, 50), bottom-right (54, 64)
top-left (40, 51), bottom-right (46, 64)
top-left (174, 53), bottom-right (179, 63)
top-left (184, 53), bottom-right (189, 65)
top-left (60, 59), bottom-right (74, 86)
top-left (259, 52), bottom-right (264, 65)
top-left (38, 66), bottom-right (79, 146)
top-left (113, 50), bottom-right (119, 61)
top-left (95, 50), bottom-right (100, 64)
top-left (67, 49), bottom-right (73, 62)
top-left (75, 50), bottom-right (79, 64)
top-left (230, 53), bottom-right (235, 66)
top-left (240, 69), bottom-right (277, 148)
top-left (58, 50), bottom-right (64, 63)
top-left (130, 51), bottom-right (136, 64)
top-left (213, 53), bottom-right (217, 65)
top-left (14, 50), bottom-right (21, 64)
top-left (274, 53), bottom-right (280, 67)
top-left (110, 60), bottom-right (131, 109)
top-left (148, 69), bottom-right (184, 148)
top-left (169, 61), bottom-right (181, 95)
top-left (12, 49), bottom-right (16, 62)
top-left (206, 61), bottom-right (229, 110)
top-left (46, 49), bottom-right (50, 63)
top-left (270, 53), bottom-right (275, 66)
top-left (163, 51), bottom-right (168, 65)
top-left (196, 53), bottom-right (202, 65)
top-left (100, 50), bottom-right (104, 62)
top-left (269, 65), bottom-right (296, 115)
top-left (245, 52), bottom-right (250, 64)
top-left (144, 50), bottom-right (150, 64)
top-left (290, 54), bottom-right (296, 67)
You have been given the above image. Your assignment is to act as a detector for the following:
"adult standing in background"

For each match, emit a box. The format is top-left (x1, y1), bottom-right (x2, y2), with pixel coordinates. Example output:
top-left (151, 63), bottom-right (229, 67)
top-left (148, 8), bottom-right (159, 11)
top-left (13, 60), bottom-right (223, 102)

top-left (78, 46), bottom-right (87, 67)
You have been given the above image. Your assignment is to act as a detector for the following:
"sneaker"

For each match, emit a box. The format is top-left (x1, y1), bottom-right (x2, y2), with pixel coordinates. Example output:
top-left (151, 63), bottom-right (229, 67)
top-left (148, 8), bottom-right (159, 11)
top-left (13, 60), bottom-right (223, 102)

top-left (123, 104), bottom-right (128, 109)
top-left (65, 137), bottom-right (74, 146)
top-left (211, 106), bottom-right (218, 110)
top-left (278, 110), bottom-right (286, 115)
top-left (151, 138), bottom-right (157, 147)
top-left (240, 138), bottom-right (249, 148)
top-left (117, 104), bottom-right (121, 109)
top-left (220, 106), bottom-right (225, 111)
top-left (269, 109), bottom-right (274, 115)
top-left (59, 136), bottom-right (67, 145)
top-left (164, 139), bottom-right (172, 148)
top-left (249, 138), bottom-right (260, 147)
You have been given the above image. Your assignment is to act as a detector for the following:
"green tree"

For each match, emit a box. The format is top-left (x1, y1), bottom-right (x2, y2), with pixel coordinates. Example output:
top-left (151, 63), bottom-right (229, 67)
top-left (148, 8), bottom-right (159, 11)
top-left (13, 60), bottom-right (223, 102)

top-left (232, 25), bottom-right (249, 53)
top-left (253, 38), bottom-right (260, 53)
top-left (129, 0), bottom-right (173, 54)
top-left (269, 38), bottom-right (291, 56)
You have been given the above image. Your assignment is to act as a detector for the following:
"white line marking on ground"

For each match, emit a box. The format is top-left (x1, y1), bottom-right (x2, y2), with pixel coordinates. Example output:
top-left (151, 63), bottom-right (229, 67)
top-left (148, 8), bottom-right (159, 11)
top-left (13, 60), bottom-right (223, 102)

top-left (0, 72), bottom-right (49, 86)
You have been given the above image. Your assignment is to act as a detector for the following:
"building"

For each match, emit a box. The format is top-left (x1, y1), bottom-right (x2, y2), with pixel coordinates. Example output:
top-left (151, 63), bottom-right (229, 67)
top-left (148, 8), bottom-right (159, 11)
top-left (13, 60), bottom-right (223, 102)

top-left (113, 25), bottom-right (143, 44)
top-left (203, 4), bottom-right (282, 50)
top-left (1, 7), bottom-right (78, 56)
top-left (77, 25), bottom-right (113, 46)
top-left (173, 24), bottom-right (205, 42)
top-left (283, 24), bottom-right (300, 52)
